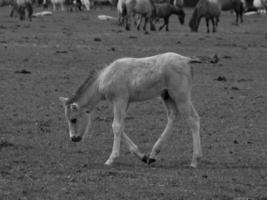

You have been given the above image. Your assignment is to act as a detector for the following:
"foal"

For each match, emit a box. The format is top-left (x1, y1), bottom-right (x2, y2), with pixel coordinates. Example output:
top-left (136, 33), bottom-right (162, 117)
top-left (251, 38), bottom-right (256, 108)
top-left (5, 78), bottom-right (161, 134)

top-left (60, 52), bottom-right (202, 168)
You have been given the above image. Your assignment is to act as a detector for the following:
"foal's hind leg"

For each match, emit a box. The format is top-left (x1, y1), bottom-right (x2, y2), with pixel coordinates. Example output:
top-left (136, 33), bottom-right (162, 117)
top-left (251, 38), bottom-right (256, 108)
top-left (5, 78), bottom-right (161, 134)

top-left (147, 94), bottom-right (178, 164)
top-left (176, 99), bottom-right (202, 168)
top-left (105, 99), bottom-right (127, 165)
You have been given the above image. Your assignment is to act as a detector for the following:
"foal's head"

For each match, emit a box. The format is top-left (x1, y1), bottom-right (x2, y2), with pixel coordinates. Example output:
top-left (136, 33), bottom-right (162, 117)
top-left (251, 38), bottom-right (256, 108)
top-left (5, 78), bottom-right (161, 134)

top-left (59, 97), bottom-right (92, 142)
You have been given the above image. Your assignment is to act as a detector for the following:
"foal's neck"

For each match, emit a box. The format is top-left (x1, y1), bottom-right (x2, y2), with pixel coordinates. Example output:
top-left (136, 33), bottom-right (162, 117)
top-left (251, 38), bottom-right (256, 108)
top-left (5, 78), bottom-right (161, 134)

top-left (67, 74), bottom-right (102, 112)
top-left (78, 80), bottom-right (102, 111)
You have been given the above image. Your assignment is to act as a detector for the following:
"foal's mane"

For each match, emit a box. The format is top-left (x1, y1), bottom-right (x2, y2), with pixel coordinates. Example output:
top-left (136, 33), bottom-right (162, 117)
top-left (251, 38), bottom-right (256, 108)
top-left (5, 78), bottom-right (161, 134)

top-left (66, 70), bottom-right (98, 105)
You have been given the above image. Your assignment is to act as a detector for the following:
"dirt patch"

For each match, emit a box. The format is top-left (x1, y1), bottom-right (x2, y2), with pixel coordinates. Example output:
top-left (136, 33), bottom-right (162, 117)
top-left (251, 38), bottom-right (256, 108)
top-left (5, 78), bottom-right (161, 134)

top-left (0, 6), bottom-right (267, 200)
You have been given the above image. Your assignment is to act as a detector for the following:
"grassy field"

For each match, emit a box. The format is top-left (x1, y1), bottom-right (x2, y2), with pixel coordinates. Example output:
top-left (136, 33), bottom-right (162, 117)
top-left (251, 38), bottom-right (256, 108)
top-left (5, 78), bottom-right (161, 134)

top-left (0, 6), bottom-right (267, 200)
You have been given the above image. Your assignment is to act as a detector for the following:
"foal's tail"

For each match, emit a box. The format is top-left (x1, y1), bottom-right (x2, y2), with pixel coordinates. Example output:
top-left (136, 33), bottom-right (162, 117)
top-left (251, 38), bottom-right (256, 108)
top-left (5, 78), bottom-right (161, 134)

top-left (189, 57), bottom-right (202, 63)
top-left (189, 53), bottom-right (219, 64)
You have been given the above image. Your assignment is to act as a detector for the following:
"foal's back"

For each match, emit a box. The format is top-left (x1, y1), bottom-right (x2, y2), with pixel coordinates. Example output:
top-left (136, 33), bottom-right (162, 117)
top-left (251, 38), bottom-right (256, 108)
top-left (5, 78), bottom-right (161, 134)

top-left (97, 53), bottom-right (192, 101)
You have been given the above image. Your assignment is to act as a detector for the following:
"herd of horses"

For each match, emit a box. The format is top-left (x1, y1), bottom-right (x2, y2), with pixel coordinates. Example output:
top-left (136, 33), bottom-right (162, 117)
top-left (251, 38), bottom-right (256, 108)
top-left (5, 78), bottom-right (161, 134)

top-left (5, 0), bottom-right (267, 32)
top-left (117, 0), bottom-right (246, 33)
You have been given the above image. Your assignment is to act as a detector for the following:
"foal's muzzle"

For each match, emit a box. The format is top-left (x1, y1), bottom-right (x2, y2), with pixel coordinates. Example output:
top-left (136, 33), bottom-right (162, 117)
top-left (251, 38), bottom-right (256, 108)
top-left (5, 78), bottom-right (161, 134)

top-left (71, 136), bottom-right (82, 142)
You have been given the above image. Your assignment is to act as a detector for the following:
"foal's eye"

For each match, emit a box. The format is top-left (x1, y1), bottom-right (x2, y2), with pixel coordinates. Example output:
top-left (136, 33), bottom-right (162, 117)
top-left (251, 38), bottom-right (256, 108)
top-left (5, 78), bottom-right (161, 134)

top-left (70, 118), bottom-right (77, 124)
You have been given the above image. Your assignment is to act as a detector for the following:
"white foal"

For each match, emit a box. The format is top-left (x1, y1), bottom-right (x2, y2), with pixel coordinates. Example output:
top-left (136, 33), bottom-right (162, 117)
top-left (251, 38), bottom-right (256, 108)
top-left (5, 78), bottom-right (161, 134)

top-left (59, 52), bottom-right (202, 168)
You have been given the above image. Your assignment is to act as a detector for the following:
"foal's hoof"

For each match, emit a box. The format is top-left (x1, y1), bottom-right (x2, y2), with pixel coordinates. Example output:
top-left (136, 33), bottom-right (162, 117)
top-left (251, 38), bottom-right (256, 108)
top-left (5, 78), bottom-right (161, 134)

top-left (190, 156), bottom-right (201, 168)
top-left (148, 158), bottom-right (156, 165)
top-left (141, 155), bottom-right (156, 165)
top-left (141, 155), bottom-right (149, 163)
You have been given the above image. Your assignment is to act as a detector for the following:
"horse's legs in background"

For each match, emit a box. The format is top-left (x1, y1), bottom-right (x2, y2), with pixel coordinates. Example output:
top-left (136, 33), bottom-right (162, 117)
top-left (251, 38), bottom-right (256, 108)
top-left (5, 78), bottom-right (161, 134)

top-left (233, 9), bottom-right (240, 25)
top-left (105, 99), bottom-right (128, 165)
top-left (60, 2), bottom-right (65, 11)
top-left (148, 96), bottom-right (177, 163)
top-left (158, 18), bottom-right (166, 31)
top-left (211, 17), bottom-right (216, 32)
top-left (118, 12), bottom-right (126, 27)
top-left (9, 5), bottom-right (15, 17)
top-left (240, 13), bottom-right (243, 23)
top-left (149, 17), bottom-right (156, 31)
top-left (239, 8), bottom-right (244, 23)
top-left (216, 16), bottom-right (219, 26)
top-left (196, 16), bottom-right (202, 32)
top-left (136, 15), bottom-right (143, 30)
top-left (165, 18), bottom-right (169, 31)
top-left (143, 16), bottom-right (149, 32)
top-left (134, 13), bottom-right (140, 26)
top-left (205, 18), bottom-right (210, 33)
top-left (52, 3), bottom-right (57, 11)
top-left (25, 3), bottom-right (33, 21)
top-left (125, 14), bottom-right (131, 30)
top-left (238, 11), bottom-right (239, 25)
top-left (18, 6), bottom-right (26, 20)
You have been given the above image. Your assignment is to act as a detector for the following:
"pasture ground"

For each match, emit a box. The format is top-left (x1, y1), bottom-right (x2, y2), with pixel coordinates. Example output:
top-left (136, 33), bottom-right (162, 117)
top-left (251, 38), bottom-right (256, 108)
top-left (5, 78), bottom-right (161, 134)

top-left (0, 6), bottom-right (267, 200)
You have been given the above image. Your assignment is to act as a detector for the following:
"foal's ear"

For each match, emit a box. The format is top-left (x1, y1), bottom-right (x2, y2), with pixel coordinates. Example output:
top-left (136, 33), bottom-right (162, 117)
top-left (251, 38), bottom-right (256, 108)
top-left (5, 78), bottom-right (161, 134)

top-left (70, 103), bottom-right (79, 111)
top-left (59, 97), bottom-right (69, 106)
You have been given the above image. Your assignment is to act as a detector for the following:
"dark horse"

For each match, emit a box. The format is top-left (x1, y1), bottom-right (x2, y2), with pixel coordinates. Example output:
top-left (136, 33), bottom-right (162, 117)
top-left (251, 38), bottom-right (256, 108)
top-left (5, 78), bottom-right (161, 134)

top-left (10, 0), bottom-right (33, 21)
top-left (220, 0), bottom-right (244, 25)
top-left (189, 0), bottom-right (244, 32)
top-left (154, 3), bottom-right (185, 31)
top-left (189, 0), bottom-right (221, 33)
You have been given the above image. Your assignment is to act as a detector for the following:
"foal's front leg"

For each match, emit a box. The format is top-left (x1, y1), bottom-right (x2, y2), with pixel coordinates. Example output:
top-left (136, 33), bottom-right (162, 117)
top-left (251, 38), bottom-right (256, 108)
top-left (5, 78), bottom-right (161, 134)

top-left (105, 100), bottom-right (127, 165)
top-left (122, 132), bottom-right (146, 160)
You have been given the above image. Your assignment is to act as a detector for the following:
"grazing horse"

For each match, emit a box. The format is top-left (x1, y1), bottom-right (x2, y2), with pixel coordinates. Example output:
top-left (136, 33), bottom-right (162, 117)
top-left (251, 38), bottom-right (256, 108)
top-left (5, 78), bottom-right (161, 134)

top-left (43, 0), bottom-right (65, 11)
top-left (154, 3), bottom-right (185, 31)
top-left (189, 0), bottom-right (221, 33)
top-left (10, 0), bottom-right (33, 21)
top-left (59, 52), bottom-right (202, 168)
top-left (220, 0), bottom-right (244, 24)
top-left (118, 0), bottom-right (156, 32)
top-left (73, 0), bottom-right (90, 10)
